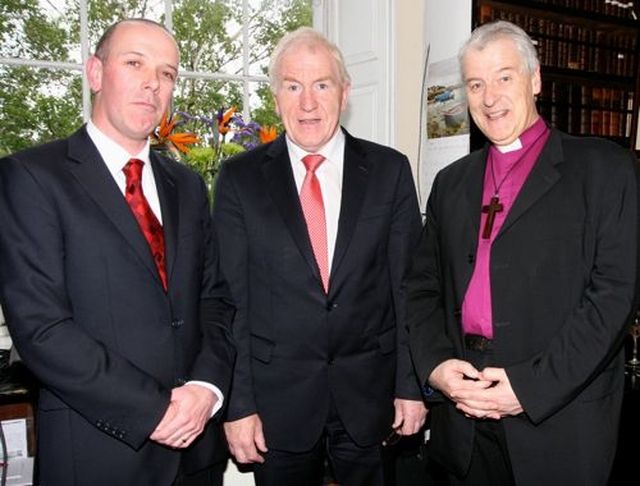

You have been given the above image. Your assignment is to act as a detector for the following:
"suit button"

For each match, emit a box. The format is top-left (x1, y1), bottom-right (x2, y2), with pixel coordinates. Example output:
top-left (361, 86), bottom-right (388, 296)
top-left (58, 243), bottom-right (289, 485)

top-left (328, 357), bottom-right (335, 365)
top-left (326, 301), bottom-right (338, 311)
top-left (175, 378), bottom-right (187, 386)
top-left (171, 319), bottom-right (184, 328)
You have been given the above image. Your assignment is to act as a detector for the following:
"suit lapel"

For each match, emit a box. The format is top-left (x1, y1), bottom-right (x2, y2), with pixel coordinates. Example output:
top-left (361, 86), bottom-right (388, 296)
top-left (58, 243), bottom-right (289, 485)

top-left (151, 152), bottom-right (178, 288)
top-left (461, 146), bottom-right (489, 239)
top-left (331, 132), bottom-right (371, 282)
top-left (66, 127), bottom-right (168, 289)
top-left (498, 130), bottom-right (562, 238)
top-left (455, 147), bottom-right (489, 303)
top-left (263, 136), bottom-right (322, 283)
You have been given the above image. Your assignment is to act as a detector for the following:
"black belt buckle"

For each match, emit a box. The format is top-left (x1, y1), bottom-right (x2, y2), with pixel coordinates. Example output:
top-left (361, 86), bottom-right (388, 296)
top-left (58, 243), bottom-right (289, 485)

top-left (464, 333), bottom-right (492, 351)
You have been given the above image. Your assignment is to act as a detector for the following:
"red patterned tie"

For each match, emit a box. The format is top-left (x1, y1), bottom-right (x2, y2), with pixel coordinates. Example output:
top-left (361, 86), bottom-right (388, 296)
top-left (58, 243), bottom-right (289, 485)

top-left (300, 154), bottom-right (328, 292)
top-left (122, 158), bottom-right (168, 291)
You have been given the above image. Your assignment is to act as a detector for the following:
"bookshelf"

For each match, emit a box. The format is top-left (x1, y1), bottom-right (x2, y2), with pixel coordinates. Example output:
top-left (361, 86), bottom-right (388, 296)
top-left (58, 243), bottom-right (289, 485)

top-left (472, 0), bottom-right (640, 151)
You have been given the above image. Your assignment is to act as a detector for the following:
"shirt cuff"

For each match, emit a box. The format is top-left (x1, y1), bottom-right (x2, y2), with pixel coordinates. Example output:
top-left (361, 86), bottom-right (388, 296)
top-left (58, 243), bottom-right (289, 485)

top-left (186, 381), bottom-right (224, 417)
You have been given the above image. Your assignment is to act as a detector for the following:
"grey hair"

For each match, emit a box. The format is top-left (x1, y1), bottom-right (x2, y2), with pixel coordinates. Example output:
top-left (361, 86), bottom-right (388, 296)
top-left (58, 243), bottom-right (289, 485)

top-left (268, 26), bottom-right (351, 93)
top-left (458, 20), bottom-right (539, 79)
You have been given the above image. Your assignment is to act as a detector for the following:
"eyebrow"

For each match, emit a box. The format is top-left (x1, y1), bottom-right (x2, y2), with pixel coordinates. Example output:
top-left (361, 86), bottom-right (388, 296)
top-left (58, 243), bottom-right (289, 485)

top-left (121, 50), bottom-right (178, 72)
top-left (282, 76), bottom-right (333, 84)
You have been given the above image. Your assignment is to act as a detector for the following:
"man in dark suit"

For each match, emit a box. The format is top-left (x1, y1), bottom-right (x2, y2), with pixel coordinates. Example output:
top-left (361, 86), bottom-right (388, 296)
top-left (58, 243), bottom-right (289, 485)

top-left (407, 20), bottom-right (637, 486)
top-left (0, 18), bottom-right (235, 485)
top-left (214, 27), bottom-right (427, 485)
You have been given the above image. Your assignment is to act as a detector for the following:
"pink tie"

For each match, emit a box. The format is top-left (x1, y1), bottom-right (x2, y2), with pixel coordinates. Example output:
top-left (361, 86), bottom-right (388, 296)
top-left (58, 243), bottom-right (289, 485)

top-left (300, 154), bottom-right (328, 292)
top-left (123, 158), bottom-right (168, 291)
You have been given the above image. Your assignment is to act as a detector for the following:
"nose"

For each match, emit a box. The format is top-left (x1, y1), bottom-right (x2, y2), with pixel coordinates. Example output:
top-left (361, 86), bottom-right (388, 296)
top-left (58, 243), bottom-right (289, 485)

top-left (143, 68), bottom-right (161, 92)
top-left (483, 83), bottom-right (498, 107)
top-left (300, 88), bottom-right (318, 111)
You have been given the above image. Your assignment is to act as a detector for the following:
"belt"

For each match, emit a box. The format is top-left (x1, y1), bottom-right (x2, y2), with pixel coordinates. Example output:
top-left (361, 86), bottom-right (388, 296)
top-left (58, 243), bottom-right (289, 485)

top-left (464, 333), bottom-right (493, 351)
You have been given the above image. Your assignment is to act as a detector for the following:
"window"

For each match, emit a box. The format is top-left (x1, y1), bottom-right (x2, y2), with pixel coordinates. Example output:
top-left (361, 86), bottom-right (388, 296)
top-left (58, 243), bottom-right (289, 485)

top-left (0, 0), bottom-right (312, 156)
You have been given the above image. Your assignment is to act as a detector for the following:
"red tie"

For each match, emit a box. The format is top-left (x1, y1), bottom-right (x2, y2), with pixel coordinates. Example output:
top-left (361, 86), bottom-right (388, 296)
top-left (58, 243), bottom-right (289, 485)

top-left (300, 154), bottom-right (328, 292)
top-left (122, 158), bottom-right (168, 291)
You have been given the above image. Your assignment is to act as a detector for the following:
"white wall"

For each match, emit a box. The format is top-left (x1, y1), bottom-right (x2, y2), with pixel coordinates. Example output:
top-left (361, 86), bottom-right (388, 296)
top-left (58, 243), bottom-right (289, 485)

top-left (395, 1), bottom-right (472, 189)
top-left (394, 1), bottom-right (427, 180)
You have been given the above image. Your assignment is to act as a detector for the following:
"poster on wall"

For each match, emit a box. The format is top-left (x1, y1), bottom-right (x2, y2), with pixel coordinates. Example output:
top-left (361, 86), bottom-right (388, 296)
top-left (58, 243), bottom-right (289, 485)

top-left (417, 49), bottom-right (470, 210)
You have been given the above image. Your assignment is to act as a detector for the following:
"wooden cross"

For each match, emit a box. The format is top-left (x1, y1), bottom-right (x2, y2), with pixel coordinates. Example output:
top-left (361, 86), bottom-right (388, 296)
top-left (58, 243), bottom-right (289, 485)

top-left (481, 196), bottom-right (503, 239)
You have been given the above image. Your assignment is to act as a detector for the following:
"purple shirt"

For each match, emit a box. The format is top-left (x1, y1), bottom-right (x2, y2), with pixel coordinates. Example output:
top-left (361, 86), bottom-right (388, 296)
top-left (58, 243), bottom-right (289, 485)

top-left (462, 118), bottom-right (550, 338)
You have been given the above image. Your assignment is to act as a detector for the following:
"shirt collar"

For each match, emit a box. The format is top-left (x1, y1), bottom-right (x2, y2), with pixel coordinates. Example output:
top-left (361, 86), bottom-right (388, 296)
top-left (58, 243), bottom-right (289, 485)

top-left (86, 120), bottom-right (151, 172)
top-left (285, 128), bottom-right (346, 167)
top-left (495, 117), bottom-right (545, 154)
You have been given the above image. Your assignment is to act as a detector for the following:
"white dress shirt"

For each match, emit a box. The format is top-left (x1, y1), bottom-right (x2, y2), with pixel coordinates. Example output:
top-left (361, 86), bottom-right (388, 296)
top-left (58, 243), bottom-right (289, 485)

top-left (86, 120), bottom-right (163, 222)
top-left (287, 129), bottom-right (345, 273)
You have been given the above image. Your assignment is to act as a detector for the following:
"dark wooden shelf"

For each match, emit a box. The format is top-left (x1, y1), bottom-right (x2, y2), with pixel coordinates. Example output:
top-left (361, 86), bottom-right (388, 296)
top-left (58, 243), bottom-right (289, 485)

top-left (477, 0), bottom-right (640, 30)
top-left (0, 362), bottom-right (38, 457)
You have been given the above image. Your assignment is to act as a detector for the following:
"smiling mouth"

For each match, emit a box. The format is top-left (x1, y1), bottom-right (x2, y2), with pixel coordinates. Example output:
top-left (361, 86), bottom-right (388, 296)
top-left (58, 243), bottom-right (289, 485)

top-left (486, 110), bottom-right (507, 120)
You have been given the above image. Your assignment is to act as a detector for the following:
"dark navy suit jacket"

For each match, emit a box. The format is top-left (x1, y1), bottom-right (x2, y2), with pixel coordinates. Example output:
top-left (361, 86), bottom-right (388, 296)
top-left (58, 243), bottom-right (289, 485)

top-left (0, 126), bottom-right (236, 485)
top-left (213, 129), bottom-right (423, 451)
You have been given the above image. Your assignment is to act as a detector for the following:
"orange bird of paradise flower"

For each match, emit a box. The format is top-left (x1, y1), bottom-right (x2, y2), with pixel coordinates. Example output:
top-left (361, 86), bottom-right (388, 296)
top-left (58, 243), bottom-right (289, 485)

top-left (259, 125), bottom-right (278, 144)
top-left (152, 112), bottom-right (200, 154)
top-left (217, 106), bottom-right (237, 135)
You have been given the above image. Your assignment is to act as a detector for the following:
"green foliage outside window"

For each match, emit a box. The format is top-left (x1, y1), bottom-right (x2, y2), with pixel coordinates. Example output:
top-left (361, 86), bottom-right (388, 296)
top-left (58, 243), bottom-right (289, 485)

top-left (0, 0), bottom-right (312, 157)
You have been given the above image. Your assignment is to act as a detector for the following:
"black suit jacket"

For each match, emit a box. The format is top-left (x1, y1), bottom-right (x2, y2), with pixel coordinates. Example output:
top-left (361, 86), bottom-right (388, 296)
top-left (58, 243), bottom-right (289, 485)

top-left (213, 129), bottom-right (423, 451)
top-left (407, 129), bottom-right (637, 486)
top-left (0, 126), bottom-right (236, 485)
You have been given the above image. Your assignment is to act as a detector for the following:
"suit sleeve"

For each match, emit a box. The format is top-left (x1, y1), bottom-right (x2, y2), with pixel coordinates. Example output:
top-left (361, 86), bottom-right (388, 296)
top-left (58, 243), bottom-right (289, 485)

top-left (406, 173), bottom-right (457, 400)
top-left (387, 155), bottom-right (425, 400)
top-left (186, 175), bottom-right (237, 409)
top-left (211, 160), bottom-right (256, 421)
top-left (508, 148), bottom-right (637, 423)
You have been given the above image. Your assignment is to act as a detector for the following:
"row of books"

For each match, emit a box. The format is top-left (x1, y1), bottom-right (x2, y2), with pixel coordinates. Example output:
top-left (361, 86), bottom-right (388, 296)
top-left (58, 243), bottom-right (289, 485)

top-left (537, 36), bottom-right (636, 77)
top-left (494, 0), bottom-right (637, 19)
top-left (479, 8), bottom-right (637, 76)
top-left (538, 82), bottom-right (634, 137)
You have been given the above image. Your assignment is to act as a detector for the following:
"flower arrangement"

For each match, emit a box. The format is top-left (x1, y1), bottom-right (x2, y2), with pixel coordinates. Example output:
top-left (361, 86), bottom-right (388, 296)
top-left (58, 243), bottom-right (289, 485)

top-left (150, 107), bottom-right (279, 194)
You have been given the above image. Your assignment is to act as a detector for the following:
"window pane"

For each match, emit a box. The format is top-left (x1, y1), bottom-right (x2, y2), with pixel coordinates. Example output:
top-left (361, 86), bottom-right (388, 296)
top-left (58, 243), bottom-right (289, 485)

top-left (247, 0), bottom-right (313, 76)
top-left (172, 0), bottom-right (312, 77)
top-left (0, 0), bottom-right (311, 157)
top-left (173, 0), bottom-right (243, 77)
top-left (0, 66), bottom-right (82, 156)
top-left (174, 77), bottom-right (243, 118)
top-left (85, 0), bottom-right (167, 52)
top-left (1, 2), bottom-right (73, 63)
top-left (249, 81), bottom-right (281, 130)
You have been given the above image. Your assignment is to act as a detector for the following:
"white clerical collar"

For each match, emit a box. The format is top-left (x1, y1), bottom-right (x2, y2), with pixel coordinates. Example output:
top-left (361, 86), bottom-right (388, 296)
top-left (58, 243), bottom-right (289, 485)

top-left (496, 137), bottom-right (523, 154)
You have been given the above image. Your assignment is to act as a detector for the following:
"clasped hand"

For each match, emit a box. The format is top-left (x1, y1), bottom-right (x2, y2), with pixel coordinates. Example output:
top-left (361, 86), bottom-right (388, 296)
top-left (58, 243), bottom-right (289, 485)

top-left (429, 359), bottom-right (523, 420)
top-left (150, 384), bottom-right (217, 449)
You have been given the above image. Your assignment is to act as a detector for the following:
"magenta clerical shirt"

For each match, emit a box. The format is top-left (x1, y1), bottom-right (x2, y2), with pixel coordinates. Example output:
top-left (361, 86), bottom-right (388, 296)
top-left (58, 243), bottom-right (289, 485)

top-left (461, 117), bottom-right (550, 339)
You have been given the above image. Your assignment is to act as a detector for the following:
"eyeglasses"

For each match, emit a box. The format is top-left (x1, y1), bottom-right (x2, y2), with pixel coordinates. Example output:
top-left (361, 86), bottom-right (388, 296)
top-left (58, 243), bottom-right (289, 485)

top-left (382, 429), bottom-right (402, 447)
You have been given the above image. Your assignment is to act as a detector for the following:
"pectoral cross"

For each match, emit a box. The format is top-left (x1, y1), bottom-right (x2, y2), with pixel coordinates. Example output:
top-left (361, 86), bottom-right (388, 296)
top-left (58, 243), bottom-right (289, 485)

top-left (481, 196), bottom-right (503, 239)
